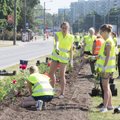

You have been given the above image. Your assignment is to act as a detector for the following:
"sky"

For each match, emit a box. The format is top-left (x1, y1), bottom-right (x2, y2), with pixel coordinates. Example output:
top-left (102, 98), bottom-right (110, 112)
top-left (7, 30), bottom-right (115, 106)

top-left (40, 0), bottom-right (78, 14)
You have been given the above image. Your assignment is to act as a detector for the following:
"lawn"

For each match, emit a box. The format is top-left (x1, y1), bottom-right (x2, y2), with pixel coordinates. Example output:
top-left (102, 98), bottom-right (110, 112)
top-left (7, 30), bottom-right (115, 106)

top-left (89, 79), bottom-right (120, 120)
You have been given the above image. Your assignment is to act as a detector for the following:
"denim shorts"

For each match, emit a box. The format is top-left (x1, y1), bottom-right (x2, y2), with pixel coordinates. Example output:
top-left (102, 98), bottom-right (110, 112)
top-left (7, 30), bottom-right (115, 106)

top-left (32, 95), bottom-right (53, 102)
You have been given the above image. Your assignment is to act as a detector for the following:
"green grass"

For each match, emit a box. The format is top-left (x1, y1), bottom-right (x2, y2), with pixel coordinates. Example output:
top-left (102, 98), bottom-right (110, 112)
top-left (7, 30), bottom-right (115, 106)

top-left (89, 79), bottom-right (120, 120)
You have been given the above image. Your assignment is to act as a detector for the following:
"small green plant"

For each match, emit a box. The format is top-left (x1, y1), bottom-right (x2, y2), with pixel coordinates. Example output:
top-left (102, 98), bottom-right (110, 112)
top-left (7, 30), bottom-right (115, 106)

top-left (38, 63), bottom-right (50, 74)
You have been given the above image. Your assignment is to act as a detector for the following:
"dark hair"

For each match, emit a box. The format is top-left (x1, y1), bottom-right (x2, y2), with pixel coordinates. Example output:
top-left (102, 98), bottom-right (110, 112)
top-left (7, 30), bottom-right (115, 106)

top-left (60, 22), bottom-right (70, 28)
top-left (100, 24), bottom-right (112, 33)
top-left (112, 32), bottom-right (117, 37)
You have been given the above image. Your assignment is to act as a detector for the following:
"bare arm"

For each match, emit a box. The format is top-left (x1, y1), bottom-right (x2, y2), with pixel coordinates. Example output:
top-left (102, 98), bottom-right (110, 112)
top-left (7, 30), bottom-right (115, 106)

top-left (27, 81), bottom-right (32, 95)
top-left (55, 34), bottom-right (59, 49)
top-left (104, 42), bottom-right (111, 67)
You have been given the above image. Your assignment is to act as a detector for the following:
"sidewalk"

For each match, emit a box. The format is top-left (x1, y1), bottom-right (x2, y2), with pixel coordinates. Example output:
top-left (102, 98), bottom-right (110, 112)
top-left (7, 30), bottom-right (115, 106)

top-left (0, 36), bottom-right (53, 48)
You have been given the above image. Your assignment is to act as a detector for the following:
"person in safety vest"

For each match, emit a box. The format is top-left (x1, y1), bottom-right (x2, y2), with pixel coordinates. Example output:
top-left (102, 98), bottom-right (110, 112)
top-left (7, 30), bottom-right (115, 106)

top-left (49, 22), bottom-right (74, 99)
top-left (78, 28), bottom-right (96, 75)
top-left (91, 35), bottom-right (105, 74)
top-left (74, 33), bottom-right (80, 49)
top-left (21, 66), bottom-right (54, 111)
top-left (96, 24), bottom-right (116, 113)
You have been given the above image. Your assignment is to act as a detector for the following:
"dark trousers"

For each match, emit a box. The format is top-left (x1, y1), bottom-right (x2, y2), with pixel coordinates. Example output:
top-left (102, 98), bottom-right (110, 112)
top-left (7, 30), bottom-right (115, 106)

top-left (90, 60), bottom-right (96, 74)
top-left (118, 52), bottom-right (120, 76)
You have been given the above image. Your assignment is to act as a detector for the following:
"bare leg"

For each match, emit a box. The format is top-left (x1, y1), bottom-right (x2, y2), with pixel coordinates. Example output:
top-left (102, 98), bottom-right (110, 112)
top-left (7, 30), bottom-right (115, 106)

top-left (102, 78), bottom-right (112, 108)
top-left (59, 63), bottom-right (67, 95)
top-left (108, 86), bottom-right (112, 107)
top-left (49, 61), bottom-right (58, 88)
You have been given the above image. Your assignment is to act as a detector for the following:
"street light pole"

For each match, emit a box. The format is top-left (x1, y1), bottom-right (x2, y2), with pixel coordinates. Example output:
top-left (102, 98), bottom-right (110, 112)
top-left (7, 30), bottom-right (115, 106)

top-left (44, 2), bottom-right (46, 40)
top-left (24, 0), bottom-right (26, 33)
top-left (13, 0), bottom-right (16, 45)
top-left (52, 14), bottom-right (54, 36)
top-left (93, 15), bottom-right (95, 28)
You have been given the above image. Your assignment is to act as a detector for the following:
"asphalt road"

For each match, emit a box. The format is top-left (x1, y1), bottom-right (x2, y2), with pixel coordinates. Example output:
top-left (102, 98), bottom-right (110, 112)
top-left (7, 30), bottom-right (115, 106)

top-left (0, 39), bottom-right (54, 69)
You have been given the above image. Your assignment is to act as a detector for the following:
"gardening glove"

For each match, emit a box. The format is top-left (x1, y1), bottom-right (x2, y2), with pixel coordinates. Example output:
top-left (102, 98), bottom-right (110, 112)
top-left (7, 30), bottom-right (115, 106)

top-left (90, 56), bottom-right (96, 61)
top-left (55, 41), bottom-right (60, 55)
top-left (102, 66), bottom-right (107, 73)
top-left (70, 59), bottom-right (73, 68)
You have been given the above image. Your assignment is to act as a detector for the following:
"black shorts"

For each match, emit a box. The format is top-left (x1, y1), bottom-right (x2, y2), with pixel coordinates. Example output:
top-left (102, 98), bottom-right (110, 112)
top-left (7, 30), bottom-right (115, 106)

top-left (52, 59), bottom-right (60, 63)
top-left (84, 51), bottom-right (92, 55)
top-left (52, 59), bottom-right (67, 64)
top-left (32, 95), bottom-right (53, 102)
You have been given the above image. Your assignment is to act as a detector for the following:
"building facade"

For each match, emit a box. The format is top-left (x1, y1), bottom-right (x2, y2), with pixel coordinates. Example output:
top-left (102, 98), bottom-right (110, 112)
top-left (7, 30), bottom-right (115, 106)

top-left (71, 0), bottom-right (120, 23)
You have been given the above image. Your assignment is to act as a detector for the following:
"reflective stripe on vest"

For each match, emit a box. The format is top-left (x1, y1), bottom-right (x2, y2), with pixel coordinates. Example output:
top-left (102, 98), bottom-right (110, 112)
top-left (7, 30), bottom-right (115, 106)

top-left (52, 52), bottom-right (69, 61)
top-left (33, 88), bottom-right (53, 94)
top-left (33, 81), bottom-right (48, 90)
top-left (94, 39), bottom-right (104, 55)
top-left (59, 48), bottom-right (70, 53)
top-left (96, 64), bottom-right (116, 69)
top-left (96, 46), bottom-right (101, 49)
top-left (96, 38), bottom-right (116, 72)
top-left (99, 56), bottom-right (116, 60)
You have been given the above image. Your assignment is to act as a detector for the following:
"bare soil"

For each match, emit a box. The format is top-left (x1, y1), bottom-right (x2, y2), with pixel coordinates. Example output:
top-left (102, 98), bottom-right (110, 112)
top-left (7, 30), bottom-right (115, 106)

top-left (0, 57), bottom-right (94, 120)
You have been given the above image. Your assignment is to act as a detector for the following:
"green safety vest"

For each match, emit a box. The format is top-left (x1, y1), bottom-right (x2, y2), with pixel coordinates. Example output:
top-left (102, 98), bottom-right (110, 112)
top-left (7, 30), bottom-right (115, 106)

top-left (51, 31), bottom-right (74, 63)
top-left (84, 35), bottom-right (96, 52)
top-left (28, 73), bottom-right (54, 97)
top-left (96, 38), bottom-right (116, 73)
top-left (74, 35), bottom-right (80, 42)
top-left (113, 37), bottom-right (117, 46)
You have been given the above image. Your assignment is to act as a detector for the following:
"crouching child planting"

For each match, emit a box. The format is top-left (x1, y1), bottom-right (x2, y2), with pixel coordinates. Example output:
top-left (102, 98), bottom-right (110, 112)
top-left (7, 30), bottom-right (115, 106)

top-left (21, 66), bottom-right (54, 111)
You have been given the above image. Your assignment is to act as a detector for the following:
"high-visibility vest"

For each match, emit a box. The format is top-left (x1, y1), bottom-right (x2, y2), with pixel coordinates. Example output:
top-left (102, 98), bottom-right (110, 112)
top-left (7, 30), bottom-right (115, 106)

top-left (28, 73), bottom-right (54, 97)
top-left (113, 37), bottom-right (117, 46)
top-left (93, 38), bottom-right (104, 55)
top-left (84, 35), bottom-right (96, 53)
top-left (51, 31), bottom-right (74, 63)
top-left (74, 35), bottom-right (80, 42)
top-left (96, 38), bottom-right (116, 73)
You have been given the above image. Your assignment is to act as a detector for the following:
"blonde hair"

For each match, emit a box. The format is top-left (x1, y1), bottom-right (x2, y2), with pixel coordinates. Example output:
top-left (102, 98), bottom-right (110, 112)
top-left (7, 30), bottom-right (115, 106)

top-left (60, 21), bottom-right (70, 29)
top-left (29, 66), bottom-right (39, 73)
top-left (89, 28), bottom-right (95, 34)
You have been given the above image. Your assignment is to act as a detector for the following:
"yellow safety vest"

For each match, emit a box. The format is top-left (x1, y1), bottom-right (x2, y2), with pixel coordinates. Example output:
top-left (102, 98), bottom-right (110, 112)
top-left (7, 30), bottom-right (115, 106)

top-left (28, 73), bottom-right (54, 97)
top-left (51, 31), bottom-right (74, 63)
top-left (113, 37), bottom-right (117, 46)
top-left (96, 38), bottom-right (116, 73)
top-left (84, 35), bottom-right (96, 53)
top-left (74, 35), bottom-right (80, 42)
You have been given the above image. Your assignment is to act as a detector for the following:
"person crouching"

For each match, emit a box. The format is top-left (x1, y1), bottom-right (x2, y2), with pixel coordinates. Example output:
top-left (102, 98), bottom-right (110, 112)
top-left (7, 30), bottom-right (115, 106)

top-left (21, 66), bottom-right (54, 111)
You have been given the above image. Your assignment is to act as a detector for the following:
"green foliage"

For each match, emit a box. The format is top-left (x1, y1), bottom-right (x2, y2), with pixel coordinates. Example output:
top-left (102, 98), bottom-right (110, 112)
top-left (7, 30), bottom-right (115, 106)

top-left (38, 63), bottom-right (50, 74)
top-left (0, 63), bottom-right (49, 101)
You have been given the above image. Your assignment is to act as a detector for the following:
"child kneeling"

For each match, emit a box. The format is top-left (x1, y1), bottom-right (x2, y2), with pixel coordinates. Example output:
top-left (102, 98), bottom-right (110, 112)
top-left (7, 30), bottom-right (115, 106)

top-left (21, 66), bottom-right (54, 110)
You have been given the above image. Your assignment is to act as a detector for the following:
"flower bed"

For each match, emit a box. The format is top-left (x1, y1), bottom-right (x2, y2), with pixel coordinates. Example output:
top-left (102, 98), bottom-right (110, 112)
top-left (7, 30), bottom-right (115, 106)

top-left (0, 62), bottom-right (50, 102)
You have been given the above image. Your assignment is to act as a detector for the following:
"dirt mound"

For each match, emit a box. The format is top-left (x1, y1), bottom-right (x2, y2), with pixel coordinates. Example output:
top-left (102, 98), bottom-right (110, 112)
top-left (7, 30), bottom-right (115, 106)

top-left (0, 58), bottom-right (94, 120)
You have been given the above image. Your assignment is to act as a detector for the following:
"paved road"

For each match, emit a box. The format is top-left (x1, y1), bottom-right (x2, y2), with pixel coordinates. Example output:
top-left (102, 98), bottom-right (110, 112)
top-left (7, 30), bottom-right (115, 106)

top-left (0, 39), bottom-right (54, 69)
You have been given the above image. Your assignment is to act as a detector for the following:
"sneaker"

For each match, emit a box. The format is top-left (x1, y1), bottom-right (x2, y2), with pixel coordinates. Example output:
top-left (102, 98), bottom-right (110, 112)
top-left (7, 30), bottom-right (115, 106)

top-left (58, 95), bottom-right (64, 99)
top-left (107, 106), bottom-right (114, 110)
top-left (116, 76), bottom-right (120, 79)
top-left (100, 107), bottom-right (108, 113)
top-left (36, 100), bottom-right (43, 111)
top-left (97, 103), bottom-right (104, 108)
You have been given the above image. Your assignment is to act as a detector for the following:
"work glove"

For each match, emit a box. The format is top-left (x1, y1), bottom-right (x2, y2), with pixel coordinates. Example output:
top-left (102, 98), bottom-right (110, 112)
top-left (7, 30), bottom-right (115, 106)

top-left (55, 42), bottom-right (60, 55)
top-left (70, 59), bottom-right (73, 68)
top-left (55, 48), bottom-right (60, 55)
top-left (90, 56), bottom-right (96, 61)
top-left (102, 66), bottom-right (107, 73)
